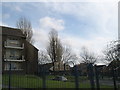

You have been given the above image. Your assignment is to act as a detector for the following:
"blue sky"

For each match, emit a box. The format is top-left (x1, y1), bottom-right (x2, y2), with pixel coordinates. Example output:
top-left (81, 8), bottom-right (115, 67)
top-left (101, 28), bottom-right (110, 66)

top-left (1, 0), bottom-right (118, 63)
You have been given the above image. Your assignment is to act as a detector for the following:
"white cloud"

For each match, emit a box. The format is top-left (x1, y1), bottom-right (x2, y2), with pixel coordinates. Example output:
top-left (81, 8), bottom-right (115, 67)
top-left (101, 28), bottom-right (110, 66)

top-left (2, 2), bottom-right (118, 63)
top-left (42, 2), bottom-right (118, 56)
top-left (33, 17), bottom-right (65, 50)
top-left (61, 33), bottom-right (115, 57)
top-left (45, 30), bottom-right (114, 63)
top-left (33, 2), bottom-right (117, 56)
top-left (45, 2), bottom-right (117, 38)
top-left (39, 16), bottom-right (64, 31)
top-left (33, 28), bottom-right (49, 50)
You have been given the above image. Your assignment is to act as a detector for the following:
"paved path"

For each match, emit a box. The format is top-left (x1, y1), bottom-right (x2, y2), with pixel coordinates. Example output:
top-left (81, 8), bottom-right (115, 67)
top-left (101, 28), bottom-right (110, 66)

top-left (99, 79), bottom-right (120, 87)
top-left (81, 79), bottom-right (120, 87)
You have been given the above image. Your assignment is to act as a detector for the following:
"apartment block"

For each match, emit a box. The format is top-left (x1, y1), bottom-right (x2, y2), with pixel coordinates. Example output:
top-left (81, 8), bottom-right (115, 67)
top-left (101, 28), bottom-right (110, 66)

top-left (1, 26), bottom-right (38, 75)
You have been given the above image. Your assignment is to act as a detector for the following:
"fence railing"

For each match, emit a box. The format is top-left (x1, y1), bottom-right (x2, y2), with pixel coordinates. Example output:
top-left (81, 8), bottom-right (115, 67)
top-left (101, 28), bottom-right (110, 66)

top-left (2, 63), bottom-right (120, 89)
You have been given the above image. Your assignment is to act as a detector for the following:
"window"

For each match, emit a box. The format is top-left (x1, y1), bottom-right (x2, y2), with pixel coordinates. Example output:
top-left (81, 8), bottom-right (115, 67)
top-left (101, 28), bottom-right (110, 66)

top-left (6, 38), bottom-right (21, 47)
top-left (9, 40), bottom-right (20, 45)
top-left (4, 63), bottom-right (9, 70)
top-left (11, 63), bottom-right (17, 70)
top-left (10, 50), bottom-right (15, 59)
top-left (5, 49), bottom-right (22, 60)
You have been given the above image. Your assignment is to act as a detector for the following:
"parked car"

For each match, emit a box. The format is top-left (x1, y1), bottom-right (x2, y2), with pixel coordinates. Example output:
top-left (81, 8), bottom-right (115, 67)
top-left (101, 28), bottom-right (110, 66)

top-left (52, 76), bottom-right (67, 82)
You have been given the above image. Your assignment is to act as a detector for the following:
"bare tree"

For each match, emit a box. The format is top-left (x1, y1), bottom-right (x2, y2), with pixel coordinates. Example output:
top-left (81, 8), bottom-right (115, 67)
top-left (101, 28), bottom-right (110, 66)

top-left (80, 47), bottom-right (97, 64)
top-left (16, 17), bottom-right (34, 44)
top-left (62, 46), bottom-right (77, 70)
top-left (47, 29), bottom-right (63, 72)
top-left (104, 41), bottom-right (120, 61)
top-left (47, 29), bottom-right (78, 72)
top-left (103, 40), bottom-right (120, 68)
top-left (38, 50), bottom-right (51, 64)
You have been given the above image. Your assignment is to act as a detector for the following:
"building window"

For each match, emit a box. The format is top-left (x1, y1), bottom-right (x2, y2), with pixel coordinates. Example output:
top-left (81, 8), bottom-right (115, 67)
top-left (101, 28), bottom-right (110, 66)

top-left (4, 63), bottom-right (9, 70)
top-left (10, 50), bottom-right (15, 57)
top-left (9, 50), bottom-right (21, 60)
top-left (6, 38), bottom-right (21, 47)
top-left (5, 49), bottom-right (22, 60)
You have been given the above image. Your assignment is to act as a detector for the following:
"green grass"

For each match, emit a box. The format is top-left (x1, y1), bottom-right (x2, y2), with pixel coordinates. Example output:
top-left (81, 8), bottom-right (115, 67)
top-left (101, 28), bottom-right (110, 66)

top-left (65, 76), bottom-right (88, 82)
top-left (2, 74), bottom-right (113, 88)
top-left (3, 74), bottom-right (42, 88)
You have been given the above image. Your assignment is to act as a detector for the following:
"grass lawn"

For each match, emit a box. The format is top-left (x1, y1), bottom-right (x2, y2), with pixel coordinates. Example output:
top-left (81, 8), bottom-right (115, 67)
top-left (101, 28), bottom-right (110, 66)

top-left (2, 74), bottom-right (113, 88)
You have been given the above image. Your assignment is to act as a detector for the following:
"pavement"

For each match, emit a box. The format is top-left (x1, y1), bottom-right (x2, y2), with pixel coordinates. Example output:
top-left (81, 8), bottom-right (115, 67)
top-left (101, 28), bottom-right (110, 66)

top-left (99, 78), bottom-right (120, 86)
top-left (81, 78), bottom-right (120, 87)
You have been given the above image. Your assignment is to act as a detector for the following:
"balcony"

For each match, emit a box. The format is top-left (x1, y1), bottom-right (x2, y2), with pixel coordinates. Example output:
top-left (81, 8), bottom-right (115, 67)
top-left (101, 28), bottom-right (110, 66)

top-left (4, 68), bottom-right (23, 71)
top-left (4, 55), bottom-right (25, 62)
top-left (4, 62), bottom-right (23, 71)
top-left (4, 41), bottom-right (24, 49)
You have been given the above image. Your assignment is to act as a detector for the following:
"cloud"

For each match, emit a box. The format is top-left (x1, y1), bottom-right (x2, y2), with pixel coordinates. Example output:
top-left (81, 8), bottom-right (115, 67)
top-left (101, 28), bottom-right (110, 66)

top-left (39, 16), bottom-right (65, 31)
top-left (61, 33), bottom-right (114, 59)
top-left (1, 1), bottom-right (118, 62)
top-left (33, 17), bottom-right (65, 50)
top-left (33, 2), bottom-right (117, 56)
top-left (42, 2), bottom-right (118, 55)
top-left (33, 28), bottom-right (49, 50)
top-left (45, 2), bottom-right (117, 37)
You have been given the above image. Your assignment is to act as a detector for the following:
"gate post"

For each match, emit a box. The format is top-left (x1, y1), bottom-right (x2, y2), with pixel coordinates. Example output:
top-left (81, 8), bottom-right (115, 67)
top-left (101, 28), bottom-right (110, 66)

top-left (87, 63), bottom-right (95, 90)
top-left (112, 67), bottom-right (117, 90)
top-left (95, 65), bottom-right (100, 90)
top-left (74, 65), bottom-right (79, 89)
top-left (42, 66), bottom-right (46, 89)
top-left (42, 75), bottom-right (46, 89)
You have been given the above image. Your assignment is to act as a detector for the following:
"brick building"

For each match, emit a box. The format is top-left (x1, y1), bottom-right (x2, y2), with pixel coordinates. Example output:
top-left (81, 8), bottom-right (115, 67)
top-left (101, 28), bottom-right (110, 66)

top-left (38, 61), bottom-right (71, 75)
top-left (1, 26), bottom-right (38, 75)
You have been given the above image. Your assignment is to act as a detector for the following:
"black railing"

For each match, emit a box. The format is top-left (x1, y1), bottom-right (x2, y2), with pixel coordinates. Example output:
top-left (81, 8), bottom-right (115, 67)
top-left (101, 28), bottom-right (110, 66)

top-left (2, 63), bottom-right (120, 89)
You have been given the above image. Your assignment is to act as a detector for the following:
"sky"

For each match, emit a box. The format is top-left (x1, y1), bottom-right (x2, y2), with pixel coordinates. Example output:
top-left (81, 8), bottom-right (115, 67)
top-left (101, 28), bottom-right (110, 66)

top-left (1, 0), bottom-right (119, 64)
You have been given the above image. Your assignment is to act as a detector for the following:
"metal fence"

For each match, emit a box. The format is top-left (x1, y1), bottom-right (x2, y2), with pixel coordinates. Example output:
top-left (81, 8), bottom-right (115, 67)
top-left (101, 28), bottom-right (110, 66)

top-left (2, 63), bottom-right (120, 90)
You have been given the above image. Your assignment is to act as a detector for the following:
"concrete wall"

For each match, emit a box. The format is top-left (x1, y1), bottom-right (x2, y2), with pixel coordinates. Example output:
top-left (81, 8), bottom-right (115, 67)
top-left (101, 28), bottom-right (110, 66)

top-left (25, 41), bottom-right (38, 75)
